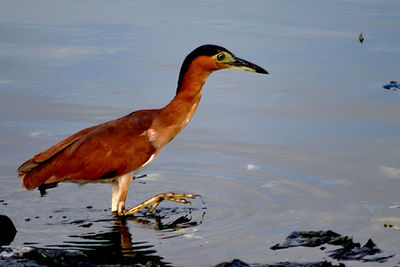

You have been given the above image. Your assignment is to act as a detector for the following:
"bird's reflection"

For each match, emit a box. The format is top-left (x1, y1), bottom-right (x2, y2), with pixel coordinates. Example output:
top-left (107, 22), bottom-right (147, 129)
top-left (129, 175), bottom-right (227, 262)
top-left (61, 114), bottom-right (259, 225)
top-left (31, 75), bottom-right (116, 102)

top-left (60, 218), bottom-right (166, 266)
top-left (57, 207), bottom-right (205, 266)
top-left (24, 183), bottom-right (205, 265)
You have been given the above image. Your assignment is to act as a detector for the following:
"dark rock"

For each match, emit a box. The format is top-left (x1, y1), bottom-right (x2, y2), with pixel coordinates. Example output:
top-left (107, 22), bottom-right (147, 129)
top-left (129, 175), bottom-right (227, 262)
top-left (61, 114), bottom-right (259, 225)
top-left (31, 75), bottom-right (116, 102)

top-left (271, 230), bottom-right (395, 263)
top-left (0, 215), bottom-right (17, 246)
top-left (214, 259), bottom-right (251, 267)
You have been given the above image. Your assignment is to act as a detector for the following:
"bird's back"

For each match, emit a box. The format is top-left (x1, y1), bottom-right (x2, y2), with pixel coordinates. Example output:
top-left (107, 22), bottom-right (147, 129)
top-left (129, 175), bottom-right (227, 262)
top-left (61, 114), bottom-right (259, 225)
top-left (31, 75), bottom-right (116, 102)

top-left (19, 109), bottom-right (159, 189)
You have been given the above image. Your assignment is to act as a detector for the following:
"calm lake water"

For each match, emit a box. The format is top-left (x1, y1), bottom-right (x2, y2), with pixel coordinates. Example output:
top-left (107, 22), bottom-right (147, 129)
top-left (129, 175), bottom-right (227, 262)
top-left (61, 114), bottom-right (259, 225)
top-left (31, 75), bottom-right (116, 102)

top-left (1, 1), bottom-right (400, 266)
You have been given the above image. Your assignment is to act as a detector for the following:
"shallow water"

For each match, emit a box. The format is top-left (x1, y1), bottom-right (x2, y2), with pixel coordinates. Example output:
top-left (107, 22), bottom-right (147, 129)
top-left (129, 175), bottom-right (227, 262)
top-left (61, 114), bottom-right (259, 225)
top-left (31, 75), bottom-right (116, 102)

top-left (1, 1), bottom-right (400, 266)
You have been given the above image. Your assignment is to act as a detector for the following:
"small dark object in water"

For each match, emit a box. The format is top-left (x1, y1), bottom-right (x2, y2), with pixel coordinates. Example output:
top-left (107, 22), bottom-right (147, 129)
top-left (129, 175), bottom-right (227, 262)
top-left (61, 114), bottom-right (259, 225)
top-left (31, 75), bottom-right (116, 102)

top-left (359, 33), bottom-right (364, 43)
top-left (79, 223), bottom-right (93, 228)
top-left (382, 81), bottom-right (400, 90)
top-left (0, 215), bottom-right (17, 246)
top-left (383, 223), bottom-right (399, 230)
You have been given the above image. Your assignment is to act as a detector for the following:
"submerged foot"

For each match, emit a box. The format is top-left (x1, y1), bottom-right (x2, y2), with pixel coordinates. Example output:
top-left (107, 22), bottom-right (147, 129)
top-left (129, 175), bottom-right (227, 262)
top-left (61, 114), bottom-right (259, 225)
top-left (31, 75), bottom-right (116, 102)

top-left (119, 193), bottom-right (198, 216)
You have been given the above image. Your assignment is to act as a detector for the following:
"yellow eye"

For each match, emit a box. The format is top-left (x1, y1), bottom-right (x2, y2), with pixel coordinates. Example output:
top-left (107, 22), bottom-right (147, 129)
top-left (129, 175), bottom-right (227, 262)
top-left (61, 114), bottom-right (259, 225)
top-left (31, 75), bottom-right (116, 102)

top-left (217, 53), bottom-right (225, 61)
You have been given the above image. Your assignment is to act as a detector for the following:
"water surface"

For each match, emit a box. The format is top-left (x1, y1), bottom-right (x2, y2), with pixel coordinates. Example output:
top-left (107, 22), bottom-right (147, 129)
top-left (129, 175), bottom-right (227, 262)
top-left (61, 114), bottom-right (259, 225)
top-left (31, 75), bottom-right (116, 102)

top-left (1, 1), bottom-right (400, 266)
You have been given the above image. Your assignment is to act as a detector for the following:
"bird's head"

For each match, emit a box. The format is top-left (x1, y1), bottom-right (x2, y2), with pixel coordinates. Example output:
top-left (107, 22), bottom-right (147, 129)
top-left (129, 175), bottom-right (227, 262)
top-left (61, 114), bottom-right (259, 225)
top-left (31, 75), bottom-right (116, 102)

top-left (177, 44), bottom-right (268, 93)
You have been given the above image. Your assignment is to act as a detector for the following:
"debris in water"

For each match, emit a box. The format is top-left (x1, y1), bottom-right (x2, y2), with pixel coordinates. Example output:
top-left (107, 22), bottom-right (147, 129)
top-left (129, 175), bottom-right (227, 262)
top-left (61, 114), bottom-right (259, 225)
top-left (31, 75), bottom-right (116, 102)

top-left (382, 81), bottom-right (400, 90)
top-left (359, 33), bottom-right (364, 44)
top-left (379, 217), bottom-right (400, 230)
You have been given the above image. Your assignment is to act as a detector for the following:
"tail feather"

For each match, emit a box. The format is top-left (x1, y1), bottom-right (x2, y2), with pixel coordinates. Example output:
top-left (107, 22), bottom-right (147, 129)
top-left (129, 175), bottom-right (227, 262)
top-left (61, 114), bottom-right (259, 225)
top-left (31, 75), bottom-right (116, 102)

top-left (18, 158), bottom-right (39, 177)
top-left (18, 159), bottom-right (49, 190)
top-left (17, 125), bottom-right (92, 190)
top-left (18, 158), bottom-right (40, 190)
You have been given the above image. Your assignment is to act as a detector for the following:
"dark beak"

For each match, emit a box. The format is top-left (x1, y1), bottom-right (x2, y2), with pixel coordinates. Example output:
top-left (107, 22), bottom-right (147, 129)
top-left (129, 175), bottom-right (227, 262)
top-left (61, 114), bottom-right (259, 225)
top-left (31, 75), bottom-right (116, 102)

top-left (227, 57), bottom-right (269, 74)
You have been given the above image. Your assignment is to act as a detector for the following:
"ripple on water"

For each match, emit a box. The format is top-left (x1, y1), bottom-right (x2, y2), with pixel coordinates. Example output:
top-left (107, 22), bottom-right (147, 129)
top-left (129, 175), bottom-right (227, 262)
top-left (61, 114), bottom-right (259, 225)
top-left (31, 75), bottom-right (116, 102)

top-left (142, 159), bottom-right (338, 263)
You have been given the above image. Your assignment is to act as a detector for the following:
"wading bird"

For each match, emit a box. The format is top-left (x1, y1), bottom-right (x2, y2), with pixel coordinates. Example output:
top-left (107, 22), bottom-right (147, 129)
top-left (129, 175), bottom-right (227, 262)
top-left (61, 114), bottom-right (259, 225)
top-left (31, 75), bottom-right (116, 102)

top-left (18, 45), bottom-right (268, 216)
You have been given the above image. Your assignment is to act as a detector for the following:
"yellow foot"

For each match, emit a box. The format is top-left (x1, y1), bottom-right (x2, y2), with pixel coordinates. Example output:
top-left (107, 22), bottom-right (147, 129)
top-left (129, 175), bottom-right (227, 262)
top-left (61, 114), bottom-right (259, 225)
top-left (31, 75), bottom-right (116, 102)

top-left (120, 193), bottom-right (198, 216)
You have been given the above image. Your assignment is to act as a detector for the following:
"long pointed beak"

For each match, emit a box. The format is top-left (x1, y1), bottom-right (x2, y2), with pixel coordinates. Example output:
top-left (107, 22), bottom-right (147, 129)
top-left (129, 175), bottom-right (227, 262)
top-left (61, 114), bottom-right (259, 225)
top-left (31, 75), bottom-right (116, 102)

top-left (227, 57), bottom-right (269, 74)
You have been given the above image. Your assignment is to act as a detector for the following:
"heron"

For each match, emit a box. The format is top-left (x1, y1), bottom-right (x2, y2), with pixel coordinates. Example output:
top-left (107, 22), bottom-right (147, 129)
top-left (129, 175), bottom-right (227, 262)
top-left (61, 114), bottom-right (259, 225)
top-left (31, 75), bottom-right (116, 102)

top-left (18, 44), bottom-right (268, 216)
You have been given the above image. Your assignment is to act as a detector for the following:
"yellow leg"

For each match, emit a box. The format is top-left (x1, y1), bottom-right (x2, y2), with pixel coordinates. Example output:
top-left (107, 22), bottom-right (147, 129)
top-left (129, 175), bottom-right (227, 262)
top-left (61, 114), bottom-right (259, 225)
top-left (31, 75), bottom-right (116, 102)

top-left (119, 193), bottom-right (198, 216)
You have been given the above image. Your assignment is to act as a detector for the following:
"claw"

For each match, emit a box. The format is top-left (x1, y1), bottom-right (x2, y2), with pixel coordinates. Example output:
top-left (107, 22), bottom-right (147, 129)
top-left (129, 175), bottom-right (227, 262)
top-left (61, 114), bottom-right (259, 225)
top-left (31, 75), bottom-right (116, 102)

top-left (148, 201), bottom-right (161, 213)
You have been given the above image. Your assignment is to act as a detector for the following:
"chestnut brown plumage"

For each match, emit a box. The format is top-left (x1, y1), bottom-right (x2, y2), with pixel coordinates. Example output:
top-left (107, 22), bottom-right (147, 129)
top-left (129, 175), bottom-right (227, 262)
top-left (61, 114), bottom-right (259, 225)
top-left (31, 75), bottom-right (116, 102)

top-left (18, 44), bottom-right (268, 216)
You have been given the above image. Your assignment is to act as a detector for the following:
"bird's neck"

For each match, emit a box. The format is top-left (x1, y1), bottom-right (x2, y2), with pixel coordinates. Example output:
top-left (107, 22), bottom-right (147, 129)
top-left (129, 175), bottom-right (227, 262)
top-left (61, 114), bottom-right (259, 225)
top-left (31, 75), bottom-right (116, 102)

top-left (164, 67), bottom-right (212, 125)
top-left (151, 68), bottom-right (212, 146)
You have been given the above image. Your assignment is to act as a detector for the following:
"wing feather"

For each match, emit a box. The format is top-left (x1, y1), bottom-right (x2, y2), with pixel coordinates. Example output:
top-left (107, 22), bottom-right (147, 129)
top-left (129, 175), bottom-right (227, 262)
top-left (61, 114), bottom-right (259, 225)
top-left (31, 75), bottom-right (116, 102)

top-left (18, 110), bottom-right (158, 189)
top-left (17, 126), bottom-right (95, 176)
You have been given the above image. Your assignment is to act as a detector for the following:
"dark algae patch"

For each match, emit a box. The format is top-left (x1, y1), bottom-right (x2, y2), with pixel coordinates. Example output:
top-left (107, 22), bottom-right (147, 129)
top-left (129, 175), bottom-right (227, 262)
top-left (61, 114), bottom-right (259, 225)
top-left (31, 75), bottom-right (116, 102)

top-left (328, 238), bottom-right (390, 263)
top-left (270, 230), bottom-right (341, 249)
top-left (214, 259), bottom-right (344, 267)
top-left (270, 230), bottom-right (394, 264)
top-left (212, 230), bottom-right (395, 266)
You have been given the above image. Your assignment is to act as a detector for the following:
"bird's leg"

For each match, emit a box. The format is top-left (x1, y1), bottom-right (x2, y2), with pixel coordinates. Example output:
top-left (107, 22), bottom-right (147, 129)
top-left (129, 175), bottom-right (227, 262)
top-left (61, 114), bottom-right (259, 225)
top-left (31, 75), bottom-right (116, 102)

top-left (111, 180), bottom-right (120, 212)
top-left (113, 173), bottom-right (197, 216)
top-left (122, 193), bottom-right (198, 216)
top-left (116, 173), bottom-right (134, 216)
